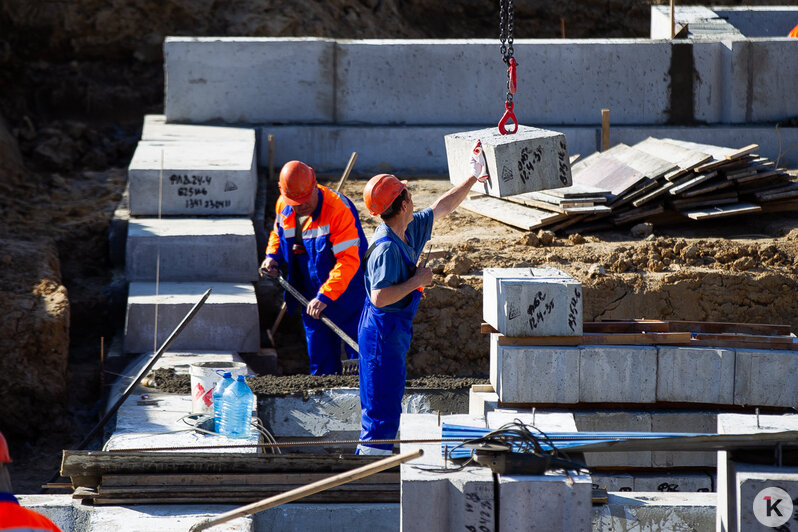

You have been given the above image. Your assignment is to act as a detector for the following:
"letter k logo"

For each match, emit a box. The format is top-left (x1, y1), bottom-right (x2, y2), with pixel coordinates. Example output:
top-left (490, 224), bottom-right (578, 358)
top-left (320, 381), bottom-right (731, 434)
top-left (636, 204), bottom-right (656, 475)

top-left (765, 495), bottom-right (783, 517)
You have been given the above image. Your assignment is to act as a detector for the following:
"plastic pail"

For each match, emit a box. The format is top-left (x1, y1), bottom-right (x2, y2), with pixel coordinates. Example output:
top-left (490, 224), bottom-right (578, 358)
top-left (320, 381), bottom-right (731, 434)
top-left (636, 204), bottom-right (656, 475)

top-left (189, 361), bottom-right (247, 414)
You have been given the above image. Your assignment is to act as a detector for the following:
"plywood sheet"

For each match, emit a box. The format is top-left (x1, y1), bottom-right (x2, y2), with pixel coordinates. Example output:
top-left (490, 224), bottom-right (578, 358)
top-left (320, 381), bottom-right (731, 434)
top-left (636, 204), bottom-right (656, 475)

top-left (460, 195), bottom-right (567, 230)
top-left (601, 143), bottom-right (679, 180)
top-left (572, 156), bottom-right (645, 199)
top-left (683, 202), bottom-right (762, 220)
top-left (634, 137), bottom-right (712, 171)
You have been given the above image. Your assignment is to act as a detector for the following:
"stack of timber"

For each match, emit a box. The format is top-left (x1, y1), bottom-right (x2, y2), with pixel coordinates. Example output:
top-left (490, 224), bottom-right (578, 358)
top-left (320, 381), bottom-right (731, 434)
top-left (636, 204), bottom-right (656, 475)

top-left (61, 451), bottom-right (399, 505)
top-left (462, 137), bottom-right (796, 233)
top-left (481, 319), bottom-right (797, 351)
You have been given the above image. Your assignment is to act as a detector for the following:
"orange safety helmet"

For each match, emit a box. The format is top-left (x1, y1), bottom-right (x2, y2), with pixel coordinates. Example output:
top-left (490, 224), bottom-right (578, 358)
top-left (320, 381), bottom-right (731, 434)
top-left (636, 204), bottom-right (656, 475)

top-left (0, 432), bottom-right (10, 463)
top-left (279, 161), bottom-right (317, 205)
top-left (363, 174), bottom-right (408, 216)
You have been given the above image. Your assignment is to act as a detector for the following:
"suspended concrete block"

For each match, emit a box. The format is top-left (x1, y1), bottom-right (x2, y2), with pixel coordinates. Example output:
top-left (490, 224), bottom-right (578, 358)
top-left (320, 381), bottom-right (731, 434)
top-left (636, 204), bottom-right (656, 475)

top-left (125, 217), bottom-right (259, 282)
top-left (483, 267), bottom-right (582, 337)
top-left (128, 140), bottom-right (257, 216)
top-left (124, 282), bottom-right (259, 353)
top-left (445, 125), bottom-right (572, 198)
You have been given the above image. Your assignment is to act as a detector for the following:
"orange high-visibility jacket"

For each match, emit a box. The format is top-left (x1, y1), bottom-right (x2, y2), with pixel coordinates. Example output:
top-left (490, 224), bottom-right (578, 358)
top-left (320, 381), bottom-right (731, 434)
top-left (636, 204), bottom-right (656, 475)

top-left (0, 494), bottom-right (61, 531)
top-left (266, 185), bottom-right (367, 310)
top-left (790, 23), bottom-right (798, 38)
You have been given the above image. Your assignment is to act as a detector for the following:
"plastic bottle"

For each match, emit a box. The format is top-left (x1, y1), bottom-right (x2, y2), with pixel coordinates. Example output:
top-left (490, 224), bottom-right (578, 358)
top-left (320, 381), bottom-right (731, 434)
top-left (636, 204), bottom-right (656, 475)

top-left (219, 375), bottom-right (254, 438)
top-left (212, 371), bottom-right (235, 433)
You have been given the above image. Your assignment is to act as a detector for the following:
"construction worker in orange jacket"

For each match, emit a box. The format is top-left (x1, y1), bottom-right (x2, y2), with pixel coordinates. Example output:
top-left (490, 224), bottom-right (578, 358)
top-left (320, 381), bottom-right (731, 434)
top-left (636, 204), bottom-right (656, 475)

top-left (0, 432), bottom-right (62, 532)
top-left (261, 161), bottom-right (368, 375)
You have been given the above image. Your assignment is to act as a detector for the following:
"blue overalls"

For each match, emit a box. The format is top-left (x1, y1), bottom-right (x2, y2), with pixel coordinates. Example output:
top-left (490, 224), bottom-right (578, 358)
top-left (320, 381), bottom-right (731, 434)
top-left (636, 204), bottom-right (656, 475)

top-left (357, 236), bottom-right (422, 452)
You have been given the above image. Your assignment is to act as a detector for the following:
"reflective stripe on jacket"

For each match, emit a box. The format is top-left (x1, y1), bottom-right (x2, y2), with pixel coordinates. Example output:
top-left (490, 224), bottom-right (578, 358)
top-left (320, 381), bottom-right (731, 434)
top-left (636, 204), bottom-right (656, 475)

top-left (266, 185), bottom-right (367, 309)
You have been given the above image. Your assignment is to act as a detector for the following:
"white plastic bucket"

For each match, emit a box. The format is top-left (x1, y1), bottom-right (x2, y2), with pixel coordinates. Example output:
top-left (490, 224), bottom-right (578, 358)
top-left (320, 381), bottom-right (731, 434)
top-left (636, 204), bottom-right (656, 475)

top-left (189, 361), bottom-right (247, 414)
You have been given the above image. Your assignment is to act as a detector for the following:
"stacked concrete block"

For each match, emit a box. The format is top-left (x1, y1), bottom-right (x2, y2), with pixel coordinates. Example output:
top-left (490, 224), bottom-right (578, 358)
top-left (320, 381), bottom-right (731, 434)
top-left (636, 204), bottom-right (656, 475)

top-left (579, 346), bottom-right (658, 403)
top-left (490, 336), bottom-right (580, 404)
top-left (126, 218), bottom-right (258, 282)
top-left (734, 348), bottom-right (798, 407)
top-left (499, 474), bottom-right (592, 531)
top-left (468, 385), bottom-right (499, 418)
top-left (445, 126), bottom-right (572, 197)
top-left (651, 412), bottom-right (717, 468)
top-left (657, 347), bottom-right (735, 404)
top-left (574, 411), bottom-right (653, 468)
top-left (124, 282), bottom-right (259, 353)
top-left (127, 140), bottom-right (257, 216)
top-left (483, 267), bottom-right (582, 337)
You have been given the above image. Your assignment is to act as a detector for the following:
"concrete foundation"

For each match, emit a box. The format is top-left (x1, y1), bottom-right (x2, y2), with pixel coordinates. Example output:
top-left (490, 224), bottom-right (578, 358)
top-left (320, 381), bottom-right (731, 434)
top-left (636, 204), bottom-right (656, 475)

top-left (444, 126), bottom-right (571, 197)
top-left (127, 140), bottom-right (257, 216)
top-left (125, 217), bottom-right (259, 282)
top-left (124, 281), bottom-right (259, 353)
top-left (483, 267), bottom-right (582, 337)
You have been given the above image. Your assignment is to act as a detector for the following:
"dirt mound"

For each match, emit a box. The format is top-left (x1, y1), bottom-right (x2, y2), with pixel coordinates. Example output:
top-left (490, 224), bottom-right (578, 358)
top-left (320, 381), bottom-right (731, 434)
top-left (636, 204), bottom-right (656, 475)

top-left (0, 237), bottom-right (69, 439)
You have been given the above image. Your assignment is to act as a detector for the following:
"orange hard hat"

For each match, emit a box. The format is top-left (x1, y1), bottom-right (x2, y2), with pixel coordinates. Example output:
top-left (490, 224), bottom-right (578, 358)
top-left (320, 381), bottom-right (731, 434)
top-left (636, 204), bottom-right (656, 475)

top-left (363, 174), bottom-right (408, 216)
top-left (0, 432), bottom-right (10, 463)
top-left (279, 161), bottom-right (317, 205)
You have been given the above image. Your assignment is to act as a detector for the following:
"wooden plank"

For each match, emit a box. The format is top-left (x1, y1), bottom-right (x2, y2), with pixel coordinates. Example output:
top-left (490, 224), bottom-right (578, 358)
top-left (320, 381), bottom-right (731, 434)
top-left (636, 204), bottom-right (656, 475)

top-left (496, 332), bottom-right (692, 347)
top-left (62, 452), bottom-right (394, 478)
top-left (689, 338), bottom-right (798, 351)
top-left (633, 137), bottom-right (713, 172)
top-left (536, 183), bottom-right (610, 199)
top-left (602, 143), bottom-right (679, 181)
top-left (503, 195), bottom-right (566, 213)
top-left (585, 320), bottom-right (792, 336)
top-left (678, 178), bottom-right (733, 198)
top-left (755, 182), bottom-right (798, 201)
top-left (609, 178), bottom-right (658, 208)
top-left (671, 192), bottom-right (738, 210)
top-left (471, 384), bottom-right (495, 393)
top-left (481, 323), bottom-right (499, 334)
top-left (662, 139), bottom-right (752, 173)
top-left (725, 143), bottom-right (759, 160)
top-left (98, 483), bottom-right (398, 496)
top-left (101, 472), bottom-right (399, 487)
top-left (572, 156), bottom-right (645, 199)
top-left (562, 205), bottom-right (612, 215)
top-left (669, 171), bottom-right (718, 195)
top-left (734, 168), bottom-right (785, 184)
top-left (612, 204), bottom-right (664, 225)
top-left (528, 190), bottom-right (607, 205)
top-left (692, 333), bottom-right (795, 345)
top-left (460, 196), bottom-right (567, 231)
top-left (91, 490), bottom-right (399, 505)
top-left (632, 181), bottom-right (675, 207)
top-left (684, 203), bottom-right (761, 220)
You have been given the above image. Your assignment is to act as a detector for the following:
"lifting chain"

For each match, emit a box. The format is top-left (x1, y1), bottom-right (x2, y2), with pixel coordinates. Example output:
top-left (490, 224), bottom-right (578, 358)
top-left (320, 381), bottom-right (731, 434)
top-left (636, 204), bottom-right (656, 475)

top-left (498, 0), bottom-right (518, 134)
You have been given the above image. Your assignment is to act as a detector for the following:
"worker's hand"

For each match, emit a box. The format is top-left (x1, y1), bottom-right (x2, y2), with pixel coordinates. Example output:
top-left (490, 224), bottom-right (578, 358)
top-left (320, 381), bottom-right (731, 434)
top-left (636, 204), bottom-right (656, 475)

top-left (412, 266), bottom-right (434, 288)
top-left (469, 140), bottom-right (489, 183)
top-left (259, 257), bottom-right (279, 277)
top-left (306, 298), bottom-right (327, 319)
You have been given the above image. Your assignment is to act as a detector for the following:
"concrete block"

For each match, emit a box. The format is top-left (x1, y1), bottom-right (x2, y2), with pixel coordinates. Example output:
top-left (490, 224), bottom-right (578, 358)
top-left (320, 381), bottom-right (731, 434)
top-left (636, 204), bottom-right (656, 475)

top-left (593, 492), bottom-right (716, 532)
top-left (141, 114), bottom-right (255, 143)
top-left (468, 387), bottom-right (499, 418)
top-left (573, 411), bottom-right (652, 468)
top-left (657, 347), bottom-right (735, 404)
top-left (127, 140), bottom-right (257, 216)
top-left (124, 282), bottom-right (259, 353)
top-left (487, 410), bottom-right (577, 432)
top-left (483, 268), bottom-right (582, 337)
top-left (490, 337), bottom-right (580, 404)
top-left (633, 473), bottom-right (714, 493)
top-left (125, 218), bottom-right (259, 282)
top-left (164, 37), bottom-right (334, 124)
top-left (256, 504), bottom-right (399, 532)
top-left (734, 349), bottom-right (798, 407)
top-left (591, 474), bottom-right (634, 492)
top-left (579, 346), bottom-right (657, 404)
top-left (499, 473), bottom-right (592, 531)
top-left (718, 412), bottom-right (798, 435)
top-left (17, 495), bottom-right (75, 532)
top-left (651, 411), bottom-right (717, 468)
top-left (445, 126), bottom-right (572, 197)
top-left (81, 503), bottom-right (254, 532)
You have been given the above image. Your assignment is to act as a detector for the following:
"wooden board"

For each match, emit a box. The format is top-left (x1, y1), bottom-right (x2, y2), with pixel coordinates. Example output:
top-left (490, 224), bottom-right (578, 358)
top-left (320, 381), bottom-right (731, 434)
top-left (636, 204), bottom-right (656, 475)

top-left (755, 182), bottom-right (798, 201)
top-left (100, 472), bottom-right (399, 488)
top-left (536, 183), bottom-right (610, 199)
top-left (602, 143), bottom-right (679, 181)
top-left (528, 190), bottom-right (607, 205)
top-left (612, 204), bottom-right (664, 225)
top-left (584, 320), bottom-right (792, 336)
top-left (684, 203), bottom-right (762, 220)
top-left (572, 156), bottom-right (645, 198)
top-left (460, 195), bottom-right (567, 231)
top-left (662, 139), bottom-right (755, 173)
top-left (671, 192), bottom-right (738, 210)
top-left (725, 143), bottom-right (759, 160)
top-left (632, 181), bottom-right (675, 207)
top-left (496, 332), bottom-right (692, 346)
top-left (669, 171), bottom-right (718, 195)
top-left (678, 178), bottom-right (733, 198)
top-left (633, 137), bottom-right (713, 172)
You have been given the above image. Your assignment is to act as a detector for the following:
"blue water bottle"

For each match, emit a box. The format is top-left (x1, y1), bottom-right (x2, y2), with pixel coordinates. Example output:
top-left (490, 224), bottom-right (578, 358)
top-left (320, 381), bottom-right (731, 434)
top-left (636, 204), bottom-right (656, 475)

top-left (212, 371), bottom-right (235, 433)
top-left (219, 375), bottom-right (254, 438)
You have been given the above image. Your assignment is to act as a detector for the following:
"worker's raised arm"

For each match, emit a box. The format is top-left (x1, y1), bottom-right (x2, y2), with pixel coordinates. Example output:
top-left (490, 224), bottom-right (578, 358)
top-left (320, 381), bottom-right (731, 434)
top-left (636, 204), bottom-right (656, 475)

top-left (430, 140), bottom-right (488, 222)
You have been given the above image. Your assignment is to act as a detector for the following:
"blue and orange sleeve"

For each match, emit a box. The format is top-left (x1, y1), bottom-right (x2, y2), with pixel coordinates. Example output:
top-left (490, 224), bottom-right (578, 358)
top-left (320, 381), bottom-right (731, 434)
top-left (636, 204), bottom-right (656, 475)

top-left (316, 200), bottom-right (361, 304)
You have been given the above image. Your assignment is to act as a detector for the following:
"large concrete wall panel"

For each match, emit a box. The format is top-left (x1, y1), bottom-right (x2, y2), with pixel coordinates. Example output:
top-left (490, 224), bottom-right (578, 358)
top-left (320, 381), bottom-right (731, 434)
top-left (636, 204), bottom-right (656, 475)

top-left (165, 37), bottom-right (335, 124)
top-left (692, 41), bottom-right (726, 123)
top-left (336, 40), bottom-right (673, 126)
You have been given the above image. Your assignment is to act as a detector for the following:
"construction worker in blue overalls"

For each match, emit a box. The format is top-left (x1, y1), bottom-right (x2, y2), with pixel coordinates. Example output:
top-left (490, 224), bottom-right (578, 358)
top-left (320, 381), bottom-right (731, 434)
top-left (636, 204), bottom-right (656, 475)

top-left (262, 161), bottom-right (367, 375)
top-left (356, 141), bottom-right (488, 454)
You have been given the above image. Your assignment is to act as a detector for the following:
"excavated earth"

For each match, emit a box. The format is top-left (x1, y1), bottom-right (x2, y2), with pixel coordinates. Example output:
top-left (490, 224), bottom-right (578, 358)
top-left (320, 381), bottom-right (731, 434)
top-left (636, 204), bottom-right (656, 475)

top-left (0, 0), bottom-right (794, 493)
